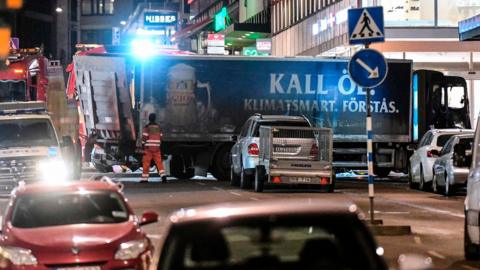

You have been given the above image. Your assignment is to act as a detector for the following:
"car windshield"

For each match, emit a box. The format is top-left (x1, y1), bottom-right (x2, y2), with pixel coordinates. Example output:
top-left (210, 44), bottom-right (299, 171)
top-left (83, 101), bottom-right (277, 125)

top-left (11, 191), bottom-right (129, 228)
top-left (159, 216), bottom-right (384, 270)
top-left (0, 119), bottom-right (58, 148)
top-left (436, 134), bottom-right (455, 147)
top-left (253, 121), bottom-right (310, 136)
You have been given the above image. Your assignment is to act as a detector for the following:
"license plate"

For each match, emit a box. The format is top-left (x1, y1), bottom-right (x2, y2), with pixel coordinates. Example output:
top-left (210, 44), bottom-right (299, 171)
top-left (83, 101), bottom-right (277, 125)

top-left (287, 177), bottom-right (313, 183)
top-left (57, 266), bottom-right (101, 270)
top-left (274, 146), bottom-right (298, 153)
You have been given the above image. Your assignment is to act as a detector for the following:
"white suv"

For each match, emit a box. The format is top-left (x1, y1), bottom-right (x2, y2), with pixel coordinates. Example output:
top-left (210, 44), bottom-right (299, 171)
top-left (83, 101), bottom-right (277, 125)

top-left (409, 129), bottom-right (473, 191)
top-left (230, 115), bottom-right (311, 189)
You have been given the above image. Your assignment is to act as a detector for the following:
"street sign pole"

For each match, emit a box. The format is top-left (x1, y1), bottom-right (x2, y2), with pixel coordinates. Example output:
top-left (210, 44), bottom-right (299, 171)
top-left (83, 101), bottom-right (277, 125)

top-left (348, 6), bottom-right (386, 225)
top-left (364, 44), bottom-right (375, 225)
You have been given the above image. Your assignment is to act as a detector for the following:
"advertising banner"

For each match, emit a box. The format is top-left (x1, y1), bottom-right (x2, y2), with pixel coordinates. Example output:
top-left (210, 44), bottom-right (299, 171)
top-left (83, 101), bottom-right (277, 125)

top-left (139, 57), bottom-right (412, 142)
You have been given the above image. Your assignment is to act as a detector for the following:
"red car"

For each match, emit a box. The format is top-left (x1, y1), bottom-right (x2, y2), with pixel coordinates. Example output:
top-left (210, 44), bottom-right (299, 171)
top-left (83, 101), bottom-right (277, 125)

top-left (0, 180), bottom-right (158, 269)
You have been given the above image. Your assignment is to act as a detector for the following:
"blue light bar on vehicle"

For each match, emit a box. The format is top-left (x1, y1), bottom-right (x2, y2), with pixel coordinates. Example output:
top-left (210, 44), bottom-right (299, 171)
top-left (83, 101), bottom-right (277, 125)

top-left (0, 101), bottom-right (47, 115)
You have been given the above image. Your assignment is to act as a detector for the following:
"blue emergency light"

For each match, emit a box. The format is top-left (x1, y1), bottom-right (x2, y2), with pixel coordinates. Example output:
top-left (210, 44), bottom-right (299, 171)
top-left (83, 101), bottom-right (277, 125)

top-left (0, 101), bottom-right (47, 115)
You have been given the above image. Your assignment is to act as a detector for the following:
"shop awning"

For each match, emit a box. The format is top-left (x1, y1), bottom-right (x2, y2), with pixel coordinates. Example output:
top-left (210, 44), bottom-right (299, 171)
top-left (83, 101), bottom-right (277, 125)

top-left (171, 19), bottom-right (212, 41)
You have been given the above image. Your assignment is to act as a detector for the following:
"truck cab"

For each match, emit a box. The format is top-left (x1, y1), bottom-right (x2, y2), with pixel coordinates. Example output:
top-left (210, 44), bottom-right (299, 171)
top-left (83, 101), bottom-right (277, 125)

top-left (0, 102), bottom-right (73, 193)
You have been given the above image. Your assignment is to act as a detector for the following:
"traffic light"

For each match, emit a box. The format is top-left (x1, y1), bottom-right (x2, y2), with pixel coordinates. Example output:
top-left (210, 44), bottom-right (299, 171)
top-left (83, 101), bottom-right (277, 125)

top-left (0, 0), bottom-right (22, 9)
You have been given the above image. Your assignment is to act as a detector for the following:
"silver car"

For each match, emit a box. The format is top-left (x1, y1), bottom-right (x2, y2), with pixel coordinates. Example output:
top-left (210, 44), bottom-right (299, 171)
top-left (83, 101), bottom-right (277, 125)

top-left (432, 133), bottom-right (473, 196)
top-left (230, 114), bottom-right (311, 189)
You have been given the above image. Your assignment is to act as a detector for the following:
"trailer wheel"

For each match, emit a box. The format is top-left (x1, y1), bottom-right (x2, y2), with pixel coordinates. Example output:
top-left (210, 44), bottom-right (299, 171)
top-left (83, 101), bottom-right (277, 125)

top-left (211, 145), bottom-right (232, 181)
top-left (326, 174), bottom-right (335, 193)
top-left (170, 155), bottom-right (194, 180)
top-left (254, 166), bottom-right (266, 193)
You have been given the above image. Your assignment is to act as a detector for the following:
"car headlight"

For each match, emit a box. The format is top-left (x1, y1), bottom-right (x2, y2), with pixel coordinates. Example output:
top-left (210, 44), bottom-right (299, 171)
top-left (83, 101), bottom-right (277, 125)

top-left (37, 159), bottom-right (68, 182)
top-left (114, 239), bottom-right (148, 260)
top-left (0, 246), bottom-right (37, 265)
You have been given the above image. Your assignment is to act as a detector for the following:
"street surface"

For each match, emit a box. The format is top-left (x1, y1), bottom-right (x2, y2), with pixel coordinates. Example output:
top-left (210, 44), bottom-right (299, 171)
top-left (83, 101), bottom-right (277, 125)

top-left (2, 174), bottom-right (479, 269)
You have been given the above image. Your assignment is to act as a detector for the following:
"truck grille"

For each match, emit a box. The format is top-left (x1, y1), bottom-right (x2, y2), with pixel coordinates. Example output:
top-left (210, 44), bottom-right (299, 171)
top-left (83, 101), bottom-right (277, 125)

top-left (0, 157), bottom-right (39, 194)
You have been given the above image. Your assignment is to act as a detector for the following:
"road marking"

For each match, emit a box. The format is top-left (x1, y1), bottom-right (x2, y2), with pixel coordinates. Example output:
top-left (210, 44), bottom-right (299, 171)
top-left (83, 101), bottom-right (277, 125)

top-left (393, 201), bottom-right (464, 218)
top-left (414, 236), bottom-right (422, 245)
top-left (427, 250), bottom-right (446, 260)
top-left (196, 182), bottom-right (206, 186)
top-left (229, 192), bottom-right (242, 196)
top-left (250, 197), bottom-right (259, 201)
top-left (344, 191), bottom-right (464, 219)
top-left (147, 234), bottom-right (162, 239)
top-left (374, 210), bottom-right (410, 215)
top-left (462, 265), bottom-right (477, 270)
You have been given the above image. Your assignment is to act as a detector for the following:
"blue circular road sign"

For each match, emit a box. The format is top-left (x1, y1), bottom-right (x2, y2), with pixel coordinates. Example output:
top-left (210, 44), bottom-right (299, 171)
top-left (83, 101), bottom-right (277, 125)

top-left (348, 48), bottom-right (388, 88)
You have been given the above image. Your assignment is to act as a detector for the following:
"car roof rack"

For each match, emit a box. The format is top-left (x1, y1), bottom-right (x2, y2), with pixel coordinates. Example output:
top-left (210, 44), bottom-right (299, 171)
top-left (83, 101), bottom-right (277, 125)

top-left (0, 101), bottom-right (47, 115)
top-left (89, 175), bottom-right (124, 192)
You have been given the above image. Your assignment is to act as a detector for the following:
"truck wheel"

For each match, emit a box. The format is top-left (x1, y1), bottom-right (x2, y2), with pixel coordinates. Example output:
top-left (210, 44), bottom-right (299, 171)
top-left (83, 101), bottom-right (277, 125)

top-left (230, 164), bottom-right (240, 186)
top-left (465, 211), bottom-right (480, 260)
top-left (211, 145), bottom-right (232, 181)
top-left (254, 166), bottom-right (266, 192)
top-left (170, 155), bottom-right (194, 180)
top-left (375, 168), bottom-right (391, 178)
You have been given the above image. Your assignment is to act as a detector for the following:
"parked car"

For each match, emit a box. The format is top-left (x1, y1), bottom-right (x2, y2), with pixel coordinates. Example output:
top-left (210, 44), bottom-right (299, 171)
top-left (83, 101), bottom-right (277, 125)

top-left (465, 118), bottom-right (480, 260)
top-left (0, 179), bottom-right (158, 269)
top-left (230, 114), bottom-right (311, 188)
top-left (409, 129), bottom-right (473, 190)
top-left (157, 199), bottom-right (389, 270)
top-left (432, 133), bottom-right (473, 196)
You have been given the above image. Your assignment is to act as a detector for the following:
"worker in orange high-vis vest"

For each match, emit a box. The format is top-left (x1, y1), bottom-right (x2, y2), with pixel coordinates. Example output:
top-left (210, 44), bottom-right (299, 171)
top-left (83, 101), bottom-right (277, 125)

top-left (141, 113), bottom-right (167, 183)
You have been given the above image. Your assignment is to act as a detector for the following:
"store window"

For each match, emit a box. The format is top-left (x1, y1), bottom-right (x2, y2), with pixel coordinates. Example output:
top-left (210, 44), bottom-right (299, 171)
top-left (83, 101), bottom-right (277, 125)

top-left (81, 0), bottom-right (114, 15)
top-left (379, 0), bottom-right (434, 26)
top-left (438, 0), bottom-right (480, 26)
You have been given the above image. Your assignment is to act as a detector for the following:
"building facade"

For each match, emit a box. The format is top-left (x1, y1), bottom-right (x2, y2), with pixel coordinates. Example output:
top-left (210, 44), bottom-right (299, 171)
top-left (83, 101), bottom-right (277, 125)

top-left (173, 0), bottom-right (270, 55)
top-left (271, 0), bottom-right (480, 124)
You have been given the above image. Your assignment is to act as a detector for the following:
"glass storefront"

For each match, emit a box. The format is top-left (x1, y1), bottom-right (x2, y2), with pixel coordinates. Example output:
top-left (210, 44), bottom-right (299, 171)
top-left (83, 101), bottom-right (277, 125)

top-left (438, 0), bottom-right (480, 26)
top-left (362, 0), bottom-right (480, 27)
top-left (378, 0), bottom-right (434, 26)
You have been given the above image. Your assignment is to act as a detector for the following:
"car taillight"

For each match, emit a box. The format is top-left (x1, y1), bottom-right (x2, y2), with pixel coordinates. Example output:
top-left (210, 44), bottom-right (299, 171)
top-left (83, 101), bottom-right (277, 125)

top-left (310, 144), bottom-right (319, 156)
top-left (248, 143), bottom-right (259, 156)
top-left (427, 151), bottom-right (434, 158)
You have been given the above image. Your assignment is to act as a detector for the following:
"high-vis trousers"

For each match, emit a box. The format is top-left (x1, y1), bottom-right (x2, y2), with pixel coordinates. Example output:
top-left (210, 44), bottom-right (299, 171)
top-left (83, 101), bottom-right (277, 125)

top-left (142, 149), bottom-right (165, 179)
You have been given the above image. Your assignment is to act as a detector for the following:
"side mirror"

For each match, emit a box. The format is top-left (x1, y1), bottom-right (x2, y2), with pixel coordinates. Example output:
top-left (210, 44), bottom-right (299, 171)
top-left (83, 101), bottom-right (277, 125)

top-left (231, 135), bottom-right (238, 141)
top-left (397, 253), bottom-right (433, 270)
top-left (62, 135), bottom-right (74, 148)
top-left (140, 211), bottom-right (159, 226)
top-left (407, 144), bottom-right (417, 151)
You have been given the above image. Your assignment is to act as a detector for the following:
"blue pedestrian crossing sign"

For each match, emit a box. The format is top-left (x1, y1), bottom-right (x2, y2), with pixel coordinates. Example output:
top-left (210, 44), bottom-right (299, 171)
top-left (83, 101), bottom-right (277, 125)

top-left (348, 49), bottom-right (388, 88)
top-left (348, 7), bottom-right (385, 45)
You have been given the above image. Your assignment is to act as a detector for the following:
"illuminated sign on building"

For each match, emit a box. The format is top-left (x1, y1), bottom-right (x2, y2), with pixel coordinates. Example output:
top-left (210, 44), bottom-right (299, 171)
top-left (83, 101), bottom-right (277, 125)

top-left (144, 12), bottom-right (177, 26)
top-left (214, 7), bottom-right (231, 32)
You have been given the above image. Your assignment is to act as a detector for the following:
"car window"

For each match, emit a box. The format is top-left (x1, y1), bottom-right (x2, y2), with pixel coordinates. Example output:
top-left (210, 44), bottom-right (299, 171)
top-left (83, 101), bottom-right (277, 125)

top-left (252, 121), bottom-right (310, 137)
top-left (419, 132), bottom-right (432, 147)
top-left (239, 120), bottom-right (252, 138)
top-left (440, 138), bottom-right (454, 155)
top-left (11, 191), bottom-right (129, 228)
top-left (436, 134), bottom-right (455, 147)
top-left (159, 217), bottom-right (386, 270)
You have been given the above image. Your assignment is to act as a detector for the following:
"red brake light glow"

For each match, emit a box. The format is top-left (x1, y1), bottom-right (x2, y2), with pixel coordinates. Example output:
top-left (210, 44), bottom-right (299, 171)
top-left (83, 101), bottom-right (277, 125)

top-left (248, 143), bottom-right (259, 156)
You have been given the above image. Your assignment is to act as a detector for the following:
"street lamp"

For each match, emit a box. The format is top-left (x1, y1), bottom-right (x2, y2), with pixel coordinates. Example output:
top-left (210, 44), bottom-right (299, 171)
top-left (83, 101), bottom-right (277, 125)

top-left (120, 20), bottom-right (126, 26)
top-left (55, 7), bottom-right (63, 13)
